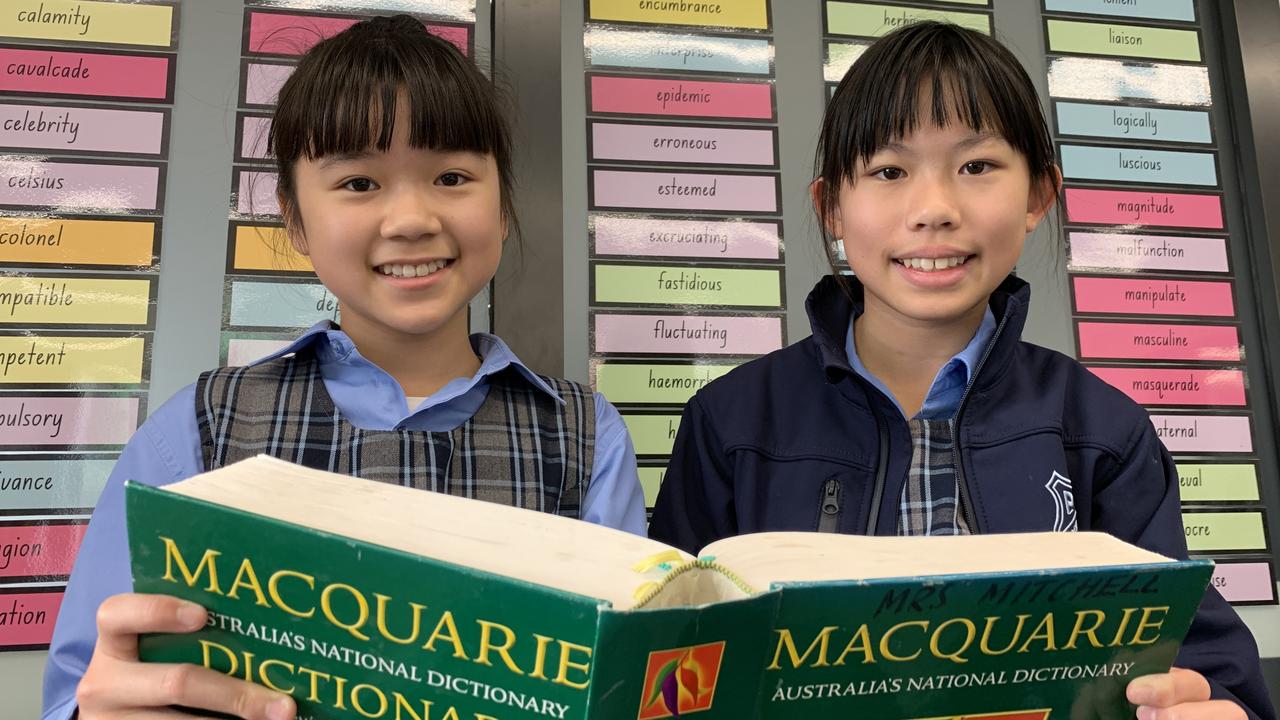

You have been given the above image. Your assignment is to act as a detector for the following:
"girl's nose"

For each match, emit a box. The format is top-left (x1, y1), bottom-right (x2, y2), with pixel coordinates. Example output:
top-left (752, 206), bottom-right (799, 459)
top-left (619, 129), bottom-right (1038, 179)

top-left (907, 175), bottom-right (959, 230)
top-left (380, 186), bottom-right (444, 240)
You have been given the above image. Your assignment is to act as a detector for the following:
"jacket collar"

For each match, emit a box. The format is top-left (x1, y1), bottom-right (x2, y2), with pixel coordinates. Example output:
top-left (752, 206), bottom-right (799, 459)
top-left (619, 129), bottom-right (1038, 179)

top-left (805, 273), bottom-right (1031, 393)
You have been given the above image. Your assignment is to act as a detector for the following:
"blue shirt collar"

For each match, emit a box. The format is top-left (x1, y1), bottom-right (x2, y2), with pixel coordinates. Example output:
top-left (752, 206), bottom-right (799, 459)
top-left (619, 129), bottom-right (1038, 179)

top-left (253, 320), bottom-right (565, 406)
top-left (844, 306), bottom-right (997, 419)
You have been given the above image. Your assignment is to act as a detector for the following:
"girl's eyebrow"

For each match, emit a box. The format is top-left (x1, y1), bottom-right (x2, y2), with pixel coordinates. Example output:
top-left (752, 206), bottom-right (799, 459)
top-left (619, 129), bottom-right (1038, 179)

top-left (878, 131), bottom-right (1004, 156)
top-left (318, 151), bottom-right (374, 169)
top-left (955, 131), bottom-right (1003, 150)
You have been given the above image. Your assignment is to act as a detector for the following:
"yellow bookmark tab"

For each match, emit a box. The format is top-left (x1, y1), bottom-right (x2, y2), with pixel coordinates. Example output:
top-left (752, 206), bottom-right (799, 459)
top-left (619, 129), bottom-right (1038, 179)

top-left (631, 550), bottom-right (686, 573)
top-left (633, 581), bottom-right (662, 602)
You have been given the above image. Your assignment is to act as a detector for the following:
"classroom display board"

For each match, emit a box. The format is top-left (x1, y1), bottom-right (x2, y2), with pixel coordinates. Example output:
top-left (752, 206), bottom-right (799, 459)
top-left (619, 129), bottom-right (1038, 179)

top-left (1039, 0), bottom-right (1276, 606)
top-left (581, 0), bottom-right (787, 508)
top-left (0, 0), bottom-right (178, 652)
top-left (221, 0), bottom-right (476, 365)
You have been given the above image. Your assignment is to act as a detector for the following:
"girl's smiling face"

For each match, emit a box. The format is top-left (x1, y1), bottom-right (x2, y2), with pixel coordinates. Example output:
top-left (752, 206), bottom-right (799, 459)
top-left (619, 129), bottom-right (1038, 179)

top-left (823, 121), bottom-right (1056, 329)
top-left (284, 100), bottom-right (504, 345)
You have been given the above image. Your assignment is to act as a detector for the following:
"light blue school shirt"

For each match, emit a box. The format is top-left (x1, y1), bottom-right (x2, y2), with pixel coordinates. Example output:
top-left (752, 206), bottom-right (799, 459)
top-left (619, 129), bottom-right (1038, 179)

top-left (41, 322), bottom-right (645, 720)
top-left (845, 307), bottom-right (997, 419)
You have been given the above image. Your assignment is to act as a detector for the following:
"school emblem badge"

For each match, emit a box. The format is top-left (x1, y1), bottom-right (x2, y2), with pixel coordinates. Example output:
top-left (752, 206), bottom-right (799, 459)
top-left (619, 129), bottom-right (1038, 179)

top-left (637, 641), bottom-right (725, 719)
top-left (1044, 471), bottom-right (1077, 532)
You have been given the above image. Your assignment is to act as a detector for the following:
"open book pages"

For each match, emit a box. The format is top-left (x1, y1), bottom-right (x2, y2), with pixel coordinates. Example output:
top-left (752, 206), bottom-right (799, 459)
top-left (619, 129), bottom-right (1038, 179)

top-left (164, 456), bottom-right (1175, 611)
top-left (164, 455), bottom-right (688, 610)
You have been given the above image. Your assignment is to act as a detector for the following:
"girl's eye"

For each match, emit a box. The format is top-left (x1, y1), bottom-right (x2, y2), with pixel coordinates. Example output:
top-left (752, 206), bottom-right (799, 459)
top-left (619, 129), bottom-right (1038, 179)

top-left (438, 172), bottom-right (467, 187)
top-left (342, 177), bottom-right (377, 192)
top-left (873, 167), bottom-right (905, 181)
top-left (962, 161), bottom-right (992, 175)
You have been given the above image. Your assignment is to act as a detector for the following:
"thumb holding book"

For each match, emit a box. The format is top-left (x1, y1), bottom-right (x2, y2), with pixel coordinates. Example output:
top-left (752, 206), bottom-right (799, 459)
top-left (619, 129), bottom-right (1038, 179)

top-left (1128, 668), bottom-right (1249, 720)
top-left (76, 593), bottom-right (296, 720)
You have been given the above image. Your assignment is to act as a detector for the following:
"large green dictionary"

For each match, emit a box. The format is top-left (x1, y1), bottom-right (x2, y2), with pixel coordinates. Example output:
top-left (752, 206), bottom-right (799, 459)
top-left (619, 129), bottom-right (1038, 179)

top-left (127, 456), bottom-right (1212, 720)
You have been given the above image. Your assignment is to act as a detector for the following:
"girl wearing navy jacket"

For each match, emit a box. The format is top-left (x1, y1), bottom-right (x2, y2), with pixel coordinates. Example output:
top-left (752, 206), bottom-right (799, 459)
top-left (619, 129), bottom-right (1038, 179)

top-left (649, 22), bottom-right (1273, 720)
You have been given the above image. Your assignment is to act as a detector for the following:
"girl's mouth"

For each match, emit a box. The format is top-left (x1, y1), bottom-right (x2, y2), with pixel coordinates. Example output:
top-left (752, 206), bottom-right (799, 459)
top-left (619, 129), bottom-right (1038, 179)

top-left (376, 259), bottom-right (453, 278)
top-left (892, 255), bottom-right (972, 272)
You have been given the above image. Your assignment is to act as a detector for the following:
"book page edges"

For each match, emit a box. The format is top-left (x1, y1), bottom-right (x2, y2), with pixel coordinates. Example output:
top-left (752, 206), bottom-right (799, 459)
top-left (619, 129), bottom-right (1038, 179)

top-left (125, 480), bottom-right (614, 611)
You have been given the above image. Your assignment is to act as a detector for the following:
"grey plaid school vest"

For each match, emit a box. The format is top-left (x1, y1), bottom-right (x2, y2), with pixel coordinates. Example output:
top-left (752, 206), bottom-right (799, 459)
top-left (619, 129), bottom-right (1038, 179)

top-left (195, 350), bottom-right (594, 518)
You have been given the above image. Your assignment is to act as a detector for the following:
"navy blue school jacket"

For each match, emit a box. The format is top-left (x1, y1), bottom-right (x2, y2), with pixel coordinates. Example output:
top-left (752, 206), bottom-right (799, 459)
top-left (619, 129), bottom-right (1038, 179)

top-left (650, 274), bottom-right (1275, 719)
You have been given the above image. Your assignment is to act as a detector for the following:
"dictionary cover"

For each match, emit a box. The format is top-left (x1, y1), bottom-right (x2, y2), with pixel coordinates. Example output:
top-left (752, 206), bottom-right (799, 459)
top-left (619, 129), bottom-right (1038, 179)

top-left (126, 456), bottom-right (1211, 720)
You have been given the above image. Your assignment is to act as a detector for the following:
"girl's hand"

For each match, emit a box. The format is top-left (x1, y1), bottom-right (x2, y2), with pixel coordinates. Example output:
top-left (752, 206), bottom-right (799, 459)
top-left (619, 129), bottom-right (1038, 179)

top-left (77, 593), bottom-right (296, 719)
top-left (1127, 667), bottom-right (1247, 719)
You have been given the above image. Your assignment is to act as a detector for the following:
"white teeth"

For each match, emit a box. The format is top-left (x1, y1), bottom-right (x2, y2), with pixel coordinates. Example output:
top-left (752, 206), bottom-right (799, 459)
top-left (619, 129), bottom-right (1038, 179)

top-left (378, 260), bottom-right (449, 278)
top-left (900, 256), bottom-right (968, 272)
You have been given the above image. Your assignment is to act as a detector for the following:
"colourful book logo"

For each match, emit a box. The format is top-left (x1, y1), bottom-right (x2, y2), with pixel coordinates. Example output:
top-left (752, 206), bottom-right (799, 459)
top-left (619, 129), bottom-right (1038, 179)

top-left (637, 641), bottom-right (726, 719)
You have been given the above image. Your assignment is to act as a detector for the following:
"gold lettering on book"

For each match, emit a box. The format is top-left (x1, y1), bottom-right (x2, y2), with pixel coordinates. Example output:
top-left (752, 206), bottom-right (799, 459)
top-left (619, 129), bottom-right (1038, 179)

top-left (159, 537), bottom-right (592, 690)
top-left (199, 640), bottom-right (500, 719)
top-left (768, 607), bottom-right (1175, 669)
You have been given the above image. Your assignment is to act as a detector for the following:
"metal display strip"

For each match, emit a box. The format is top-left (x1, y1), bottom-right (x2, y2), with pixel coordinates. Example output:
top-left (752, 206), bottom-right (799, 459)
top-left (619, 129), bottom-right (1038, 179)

top-left (581, 0), bottom-right (785, 513)
top-left (1041, 0), bottom-right (1277, 605)
top-left (0, 0), bottom-right (180, 651)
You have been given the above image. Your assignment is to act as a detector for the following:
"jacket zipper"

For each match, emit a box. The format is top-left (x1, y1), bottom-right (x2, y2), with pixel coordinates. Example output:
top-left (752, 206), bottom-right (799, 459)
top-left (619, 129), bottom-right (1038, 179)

top-left (950, 312), bottom-right (1011, 534)
top-left (818, 478), bottom-right (842, 533)
top-left (866, 403), bottom-right (889, 534)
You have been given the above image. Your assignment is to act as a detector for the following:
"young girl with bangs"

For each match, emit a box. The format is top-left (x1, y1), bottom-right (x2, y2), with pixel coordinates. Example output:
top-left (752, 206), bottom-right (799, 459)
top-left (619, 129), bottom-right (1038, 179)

top-left (42, 16), bottom-right (644, 720)
top-left (649, 22), bottom-right (1273, 720)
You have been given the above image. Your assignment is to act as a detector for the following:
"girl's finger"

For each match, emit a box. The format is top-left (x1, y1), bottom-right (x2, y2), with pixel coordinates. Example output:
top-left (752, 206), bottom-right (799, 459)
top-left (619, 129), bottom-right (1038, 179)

top-left (93, 593), bottom-right (206, 660)
top-left (1127, 667), bottom-right (1211, 708)
top-left (93, 660), bottom-right (295, 720)
top-left (1136, 699), bottom-right (1248, 720)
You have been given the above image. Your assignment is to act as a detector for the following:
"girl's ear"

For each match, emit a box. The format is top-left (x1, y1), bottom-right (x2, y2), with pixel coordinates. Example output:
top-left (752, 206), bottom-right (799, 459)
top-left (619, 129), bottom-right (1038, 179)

top-left (810, 178), bottom-right (844, 239)
top-left (280, 194), bottom-right (309, 255)
top-left (1025, 166), bottom-right (1062, 233)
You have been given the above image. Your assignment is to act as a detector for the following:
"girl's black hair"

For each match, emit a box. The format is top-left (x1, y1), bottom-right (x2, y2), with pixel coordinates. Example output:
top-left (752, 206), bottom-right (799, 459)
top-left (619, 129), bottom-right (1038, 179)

top-left (814, 21), bottom-right (1060, 276)
top-left (268, 14), bottom-right (518, 241)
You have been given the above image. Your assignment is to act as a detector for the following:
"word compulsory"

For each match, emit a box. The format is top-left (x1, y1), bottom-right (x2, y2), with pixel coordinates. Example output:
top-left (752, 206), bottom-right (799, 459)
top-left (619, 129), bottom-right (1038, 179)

top-left (14, 3), bottom-right (92, 36)
top-left (3, 109), bottom-right (79, 143)
top-left (0, 401), bottom-right (63, 438)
